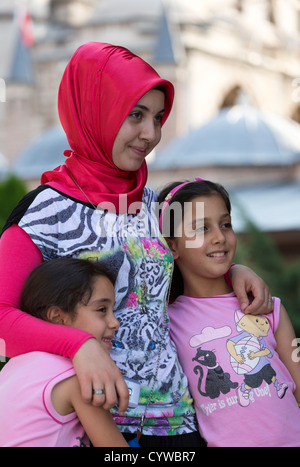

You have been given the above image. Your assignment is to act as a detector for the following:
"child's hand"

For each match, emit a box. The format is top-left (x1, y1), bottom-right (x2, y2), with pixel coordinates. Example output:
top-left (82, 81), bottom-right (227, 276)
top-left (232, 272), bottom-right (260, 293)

top-left (72, 338), bottom-right (129, 414)
top-left (230, 265), bottom-right (273, 315)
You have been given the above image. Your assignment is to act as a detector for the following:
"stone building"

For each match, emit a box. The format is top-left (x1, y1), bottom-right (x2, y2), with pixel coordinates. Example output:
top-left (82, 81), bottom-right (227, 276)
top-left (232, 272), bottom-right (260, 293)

top-left (1, 0), bottom-right (300, 259)
top-left (2, 0), bottom-right (300, 162)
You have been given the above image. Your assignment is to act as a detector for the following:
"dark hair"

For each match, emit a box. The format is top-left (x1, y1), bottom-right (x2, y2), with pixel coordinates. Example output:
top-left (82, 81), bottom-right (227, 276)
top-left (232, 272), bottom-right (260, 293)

top-left (20, 258), bottom-right (116, 321)
top-left (157, 179), bottom-right (232, 300)
top-left (158, 179), bottom-right (231, 237)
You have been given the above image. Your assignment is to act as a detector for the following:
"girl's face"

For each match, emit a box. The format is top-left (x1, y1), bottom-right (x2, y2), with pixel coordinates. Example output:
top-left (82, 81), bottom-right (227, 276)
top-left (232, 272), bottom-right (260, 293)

top-left (169, 194), bottom-right (237, 294)
top-left (112, 89), bottom-right (165, 171)
top-left (63, 276), bottom-right (119, 353)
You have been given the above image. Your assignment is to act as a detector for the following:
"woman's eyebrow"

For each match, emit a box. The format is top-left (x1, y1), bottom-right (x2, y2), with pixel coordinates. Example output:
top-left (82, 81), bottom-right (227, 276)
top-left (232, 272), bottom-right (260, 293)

top-left (134, 104), bottom-right (165, 114)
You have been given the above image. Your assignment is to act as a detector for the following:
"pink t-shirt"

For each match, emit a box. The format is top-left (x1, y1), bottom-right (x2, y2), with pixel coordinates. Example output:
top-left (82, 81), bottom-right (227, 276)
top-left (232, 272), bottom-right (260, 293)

top-left (0, 352), bottom-right (90, 447)
top-left (168, 293), bottom-right (300, 447)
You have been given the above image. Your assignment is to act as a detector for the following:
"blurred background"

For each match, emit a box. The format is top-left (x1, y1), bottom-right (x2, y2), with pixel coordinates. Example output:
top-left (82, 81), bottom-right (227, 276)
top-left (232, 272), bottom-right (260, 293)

top-left (0, 0), bottom-right (299, 333)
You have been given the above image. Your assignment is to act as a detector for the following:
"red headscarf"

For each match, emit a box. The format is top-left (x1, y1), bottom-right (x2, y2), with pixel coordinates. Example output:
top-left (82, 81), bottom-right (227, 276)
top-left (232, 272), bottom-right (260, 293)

top-left (41, 42), bottom-right (174, 213)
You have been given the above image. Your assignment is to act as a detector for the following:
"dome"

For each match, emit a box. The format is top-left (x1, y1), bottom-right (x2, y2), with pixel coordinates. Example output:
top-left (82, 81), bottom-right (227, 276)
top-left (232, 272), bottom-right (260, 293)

top-left (150, 106), bottom-right (300, 170)
top-left (11, 126), bottom-right (69, 180)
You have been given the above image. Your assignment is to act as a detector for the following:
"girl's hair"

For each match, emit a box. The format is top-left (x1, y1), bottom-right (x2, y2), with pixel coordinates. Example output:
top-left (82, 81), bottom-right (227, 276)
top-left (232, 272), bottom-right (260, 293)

top-left (20, 258), bottom-right (116, 321)
top-left (157, 179), bottom-right (232, 300)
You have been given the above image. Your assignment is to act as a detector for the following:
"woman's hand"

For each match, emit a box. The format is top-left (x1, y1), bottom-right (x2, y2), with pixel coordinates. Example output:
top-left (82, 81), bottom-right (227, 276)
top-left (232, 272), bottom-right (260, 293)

top-left (230, 265), bottom-right (273, 315)
top-left (72, 338), bottom-right (129, 415)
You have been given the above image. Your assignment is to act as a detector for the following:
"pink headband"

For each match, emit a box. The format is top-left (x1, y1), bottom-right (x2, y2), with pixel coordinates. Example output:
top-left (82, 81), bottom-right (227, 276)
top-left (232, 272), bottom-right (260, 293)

top-left (159, 177), bottom-right (204, 233)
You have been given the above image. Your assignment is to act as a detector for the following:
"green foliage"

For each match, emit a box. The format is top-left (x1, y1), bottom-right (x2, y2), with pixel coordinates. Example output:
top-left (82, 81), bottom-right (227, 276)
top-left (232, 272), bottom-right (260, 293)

top-left (0, 174), bottom-right (27, 231)
top-left (0, 175), bottom-right (27, 368)
top-left (235, 221), bottom-right (300, 336)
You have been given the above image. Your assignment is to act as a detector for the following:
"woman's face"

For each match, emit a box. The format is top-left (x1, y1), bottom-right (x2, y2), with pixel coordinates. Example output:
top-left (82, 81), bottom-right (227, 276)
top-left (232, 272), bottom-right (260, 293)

top-left (112, 89), bottom-right (165, 171)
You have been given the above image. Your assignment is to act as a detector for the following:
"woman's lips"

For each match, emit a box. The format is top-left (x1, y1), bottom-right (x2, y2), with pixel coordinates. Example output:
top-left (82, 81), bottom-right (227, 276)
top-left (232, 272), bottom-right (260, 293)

top-left (130, 146), bottom-right (147, 157)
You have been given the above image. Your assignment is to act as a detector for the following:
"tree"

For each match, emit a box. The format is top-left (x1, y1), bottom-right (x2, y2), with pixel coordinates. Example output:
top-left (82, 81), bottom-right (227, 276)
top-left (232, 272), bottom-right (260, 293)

top-left (235, 221), bottom-right (300, 336)
top-left (0, 175), bottom-right (27, 369)
top-left (0, 174), bottom-right (27, 231)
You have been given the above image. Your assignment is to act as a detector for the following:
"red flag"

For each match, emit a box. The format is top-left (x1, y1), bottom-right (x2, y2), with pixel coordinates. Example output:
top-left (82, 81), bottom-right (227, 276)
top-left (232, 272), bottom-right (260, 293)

top-left (18, 7), bottom-right (34, 47)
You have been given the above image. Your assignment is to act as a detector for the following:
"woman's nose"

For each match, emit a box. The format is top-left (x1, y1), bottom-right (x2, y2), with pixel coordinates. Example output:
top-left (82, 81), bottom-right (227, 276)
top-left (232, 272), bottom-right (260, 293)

top-left (140, 119), bottom-right (158, 143)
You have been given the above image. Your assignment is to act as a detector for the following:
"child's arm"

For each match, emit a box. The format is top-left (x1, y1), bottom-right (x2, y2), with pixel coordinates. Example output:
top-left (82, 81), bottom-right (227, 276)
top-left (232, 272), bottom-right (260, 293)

top-left (275, 303), bottom-right (300, 404)
top-left (64, 375), bottom-right (129, 447)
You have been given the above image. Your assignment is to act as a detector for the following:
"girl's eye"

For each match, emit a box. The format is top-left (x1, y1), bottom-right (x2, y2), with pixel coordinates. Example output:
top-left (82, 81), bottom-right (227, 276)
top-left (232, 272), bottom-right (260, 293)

top-left (221, 222), bottom-right (232, 229)
top-left (97, 307), bottom-right (106, 313)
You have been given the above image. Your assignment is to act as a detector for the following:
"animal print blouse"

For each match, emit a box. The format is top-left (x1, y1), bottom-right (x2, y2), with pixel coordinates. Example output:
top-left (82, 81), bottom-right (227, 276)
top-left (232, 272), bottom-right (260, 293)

top-left (15, 185), bottom-right (197, 436)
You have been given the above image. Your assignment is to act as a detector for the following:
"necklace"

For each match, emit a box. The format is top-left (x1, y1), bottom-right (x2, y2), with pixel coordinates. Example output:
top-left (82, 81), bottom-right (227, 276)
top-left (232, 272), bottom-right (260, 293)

top-left (67, 168), bottom-right (98, 210)
top-left (136, 275), bottom-right (171, 442)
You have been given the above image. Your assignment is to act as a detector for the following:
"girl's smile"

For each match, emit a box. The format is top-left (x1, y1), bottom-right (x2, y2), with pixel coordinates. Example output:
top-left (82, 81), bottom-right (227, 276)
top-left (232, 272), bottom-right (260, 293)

top-left (207, 250), bottom-right (229, 260)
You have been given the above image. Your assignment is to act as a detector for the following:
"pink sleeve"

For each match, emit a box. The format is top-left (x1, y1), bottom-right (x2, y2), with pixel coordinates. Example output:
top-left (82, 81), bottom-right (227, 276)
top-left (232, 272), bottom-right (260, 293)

top-left (0, 225), bottom-right (94, 360)
top-left (265, 297), bottom-right (281, 335)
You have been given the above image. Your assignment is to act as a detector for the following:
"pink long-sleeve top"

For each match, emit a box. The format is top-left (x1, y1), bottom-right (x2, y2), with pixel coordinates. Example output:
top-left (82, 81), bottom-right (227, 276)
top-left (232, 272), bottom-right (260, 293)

top-left (0, 223), bottom-right (92, 359)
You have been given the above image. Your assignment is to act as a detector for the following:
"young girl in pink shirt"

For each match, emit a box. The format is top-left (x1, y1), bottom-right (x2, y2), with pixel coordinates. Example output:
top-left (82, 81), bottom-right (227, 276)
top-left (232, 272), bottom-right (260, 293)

top-left (158, 179), bottom-right (300, 447)
top-left (0, 258), bottom-right (129, 447)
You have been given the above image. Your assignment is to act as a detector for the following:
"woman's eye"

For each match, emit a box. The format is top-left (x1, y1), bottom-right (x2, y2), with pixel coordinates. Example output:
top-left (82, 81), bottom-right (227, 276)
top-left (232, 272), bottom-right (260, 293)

top-left (129, 111), bottom-right (142, 120)
top-left (154, 114), bottom-right (164, 124)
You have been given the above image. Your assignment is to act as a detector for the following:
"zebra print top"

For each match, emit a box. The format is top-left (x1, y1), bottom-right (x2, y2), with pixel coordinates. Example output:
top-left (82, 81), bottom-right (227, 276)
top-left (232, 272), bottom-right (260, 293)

top-left (5, 185), bottom-right (197, 436)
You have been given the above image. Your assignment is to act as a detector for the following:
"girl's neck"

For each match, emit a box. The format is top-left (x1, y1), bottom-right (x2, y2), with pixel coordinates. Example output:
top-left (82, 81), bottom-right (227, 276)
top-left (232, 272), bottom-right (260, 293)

top-left (183, 276), bottom-right (233, 298)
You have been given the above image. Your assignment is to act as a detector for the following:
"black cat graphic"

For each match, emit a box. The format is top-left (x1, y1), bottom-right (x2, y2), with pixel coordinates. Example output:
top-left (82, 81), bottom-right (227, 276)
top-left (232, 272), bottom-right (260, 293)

top-left (193, 347), bottom-right (238, 399)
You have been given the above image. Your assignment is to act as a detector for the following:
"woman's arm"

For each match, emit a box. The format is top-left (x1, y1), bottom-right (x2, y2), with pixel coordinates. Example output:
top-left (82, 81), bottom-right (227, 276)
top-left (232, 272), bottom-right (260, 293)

top-left (275, 303), bottom-right (300, 404)
top-left (0, 225), bottom-right (129, 413)
top-left (0, 225), bottom-right (92, 358)
top-left (230, 264), bottom-right (273, 315)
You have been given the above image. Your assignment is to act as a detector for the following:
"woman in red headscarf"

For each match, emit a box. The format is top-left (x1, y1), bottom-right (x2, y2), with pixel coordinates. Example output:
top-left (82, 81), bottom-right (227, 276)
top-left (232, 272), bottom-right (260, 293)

top-left (0, 43), bottom-right (272, 447)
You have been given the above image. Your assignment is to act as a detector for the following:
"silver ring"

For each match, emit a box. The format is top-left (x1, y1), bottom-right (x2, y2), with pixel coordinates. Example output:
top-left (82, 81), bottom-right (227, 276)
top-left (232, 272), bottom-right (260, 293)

top-left (93, 389), bottom-right (105, 396)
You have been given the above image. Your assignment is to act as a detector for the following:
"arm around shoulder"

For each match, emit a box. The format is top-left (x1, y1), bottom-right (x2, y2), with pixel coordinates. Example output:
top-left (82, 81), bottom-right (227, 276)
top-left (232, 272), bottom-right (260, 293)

top-left (0, 225), bottom-right (92, 359)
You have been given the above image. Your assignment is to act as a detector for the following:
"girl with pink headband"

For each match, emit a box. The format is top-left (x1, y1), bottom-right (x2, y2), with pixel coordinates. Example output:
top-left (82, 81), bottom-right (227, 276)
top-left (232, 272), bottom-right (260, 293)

top-left (158, 178), bottom-right (300, 446)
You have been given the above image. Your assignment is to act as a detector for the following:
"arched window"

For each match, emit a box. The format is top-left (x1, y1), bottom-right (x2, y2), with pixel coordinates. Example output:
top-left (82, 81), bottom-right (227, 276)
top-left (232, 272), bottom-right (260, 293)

top-left (291, 105), bottom-right (300, 125)
top-left (219, 85), bottom-right (254, 109)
